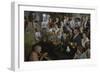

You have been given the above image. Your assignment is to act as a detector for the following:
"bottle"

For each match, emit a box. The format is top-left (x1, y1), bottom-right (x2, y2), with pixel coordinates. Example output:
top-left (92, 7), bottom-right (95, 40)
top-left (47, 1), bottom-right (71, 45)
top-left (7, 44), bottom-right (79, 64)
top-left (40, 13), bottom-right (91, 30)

top-left (66, 46), bottom-right (70, 52)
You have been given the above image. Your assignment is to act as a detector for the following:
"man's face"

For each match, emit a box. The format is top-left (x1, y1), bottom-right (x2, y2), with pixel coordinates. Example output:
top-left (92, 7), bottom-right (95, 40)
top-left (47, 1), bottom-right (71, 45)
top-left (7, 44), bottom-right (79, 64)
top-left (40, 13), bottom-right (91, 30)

top-left (56, 18), bottom-right (59, 22)
top-left (83, 33), bottom-right (86, 38)
top-left (74, 29), bottom-right (78, 35)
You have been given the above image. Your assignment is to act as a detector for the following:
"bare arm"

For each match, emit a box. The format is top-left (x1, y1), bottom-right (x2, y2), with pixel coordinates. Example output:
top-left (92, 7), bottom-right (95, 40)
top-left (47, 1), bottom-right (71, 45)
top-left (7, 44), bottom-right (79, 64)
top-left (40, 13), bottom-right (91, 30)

top-left (40, 52), bottom-right (50, 60)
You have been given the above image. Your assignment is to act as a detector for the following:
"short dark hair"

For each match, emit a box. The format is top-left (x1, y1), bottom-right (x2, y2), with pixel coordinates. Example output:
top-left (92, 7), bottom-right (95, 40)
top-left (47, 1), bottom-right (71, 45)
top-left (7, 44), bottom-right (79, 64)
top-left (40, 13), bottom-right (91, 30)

top-left (74, 27), bottom-right (80, 32)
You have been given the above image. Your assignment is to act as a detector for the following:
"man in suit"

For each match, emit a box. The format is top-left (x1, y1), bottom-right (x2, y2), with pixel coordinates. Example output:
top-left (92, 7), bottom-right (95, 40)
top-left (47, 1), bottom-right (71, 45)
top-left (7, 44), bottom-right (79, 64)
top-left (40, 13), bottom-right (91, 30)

top-left (73, 28), bottom-right (82, 46)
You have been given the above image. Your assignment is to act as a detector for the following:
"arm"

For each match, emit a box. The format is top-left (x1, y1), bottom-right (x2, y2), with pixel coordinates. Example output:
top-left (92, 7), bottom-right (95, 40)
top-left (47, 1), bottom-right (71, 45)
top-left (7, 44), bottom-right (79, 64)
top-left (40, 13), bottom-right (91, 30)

top-left (40, 52), bottom-right (50, 60)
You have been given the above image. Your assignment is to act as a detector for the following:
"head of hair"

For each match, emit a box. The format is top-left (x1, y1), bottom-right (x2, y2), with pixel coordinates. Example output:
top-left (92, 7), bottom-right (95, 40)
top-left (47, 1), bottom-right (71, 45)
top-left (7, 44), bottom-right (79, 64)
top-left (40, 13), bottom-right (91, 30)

top-left (32, 44), bottom-right (41, 51)
top-left (74, 27), bottom-right (80, 32)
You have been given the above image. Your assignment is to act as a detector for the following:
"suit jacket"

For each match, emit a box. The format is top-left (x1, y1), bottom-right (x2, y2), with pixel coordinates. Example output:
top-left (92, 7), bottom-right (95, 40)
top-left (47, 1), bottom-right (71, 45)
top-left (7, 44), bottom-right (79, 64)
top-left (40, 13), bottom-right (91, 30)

top-left (73, 34), bottom-right (82, 46)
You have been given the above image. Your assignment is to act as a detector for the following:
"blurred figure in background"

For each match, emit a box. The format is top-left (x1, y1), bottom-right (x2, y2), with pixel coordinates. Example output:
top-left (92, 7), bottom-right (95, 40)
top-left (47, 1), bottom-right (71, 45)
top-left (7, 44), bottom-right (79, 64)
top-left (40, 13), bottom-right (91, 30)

top-left (34, 28), bottom-right (41, 42)
top-left (80, 41), bottom-right (90, 58)
top-left (81, 32), bottom-right (89, 48)
top-left (73, 28), bottom-right (82, 46)
top-left (69, 17), bottom-right (75, 29)
top-left (29, 45), bottom-right (42, 61)
top-left (29, 45), bottom-right (49, 61)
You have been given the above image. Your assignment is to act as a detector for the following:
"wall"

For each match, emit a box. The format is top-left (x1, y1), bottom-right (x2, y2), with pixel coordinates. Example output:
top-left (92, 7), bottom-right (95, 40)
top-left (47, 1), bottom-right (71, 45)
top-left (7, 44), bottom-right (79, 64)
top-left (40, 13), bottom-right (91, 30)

top-left (0, 0), bottom-right (100, 73)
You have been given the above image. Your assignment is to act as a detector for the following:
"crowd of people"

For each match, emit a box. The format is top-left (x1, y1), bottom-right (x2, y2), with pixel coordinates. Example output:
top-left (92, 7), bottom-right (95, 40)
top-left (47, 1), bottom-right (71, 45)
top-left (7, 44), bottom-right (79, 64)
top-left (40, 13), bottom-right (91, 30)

top-left (24, 11), bottom-right (90, 61)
